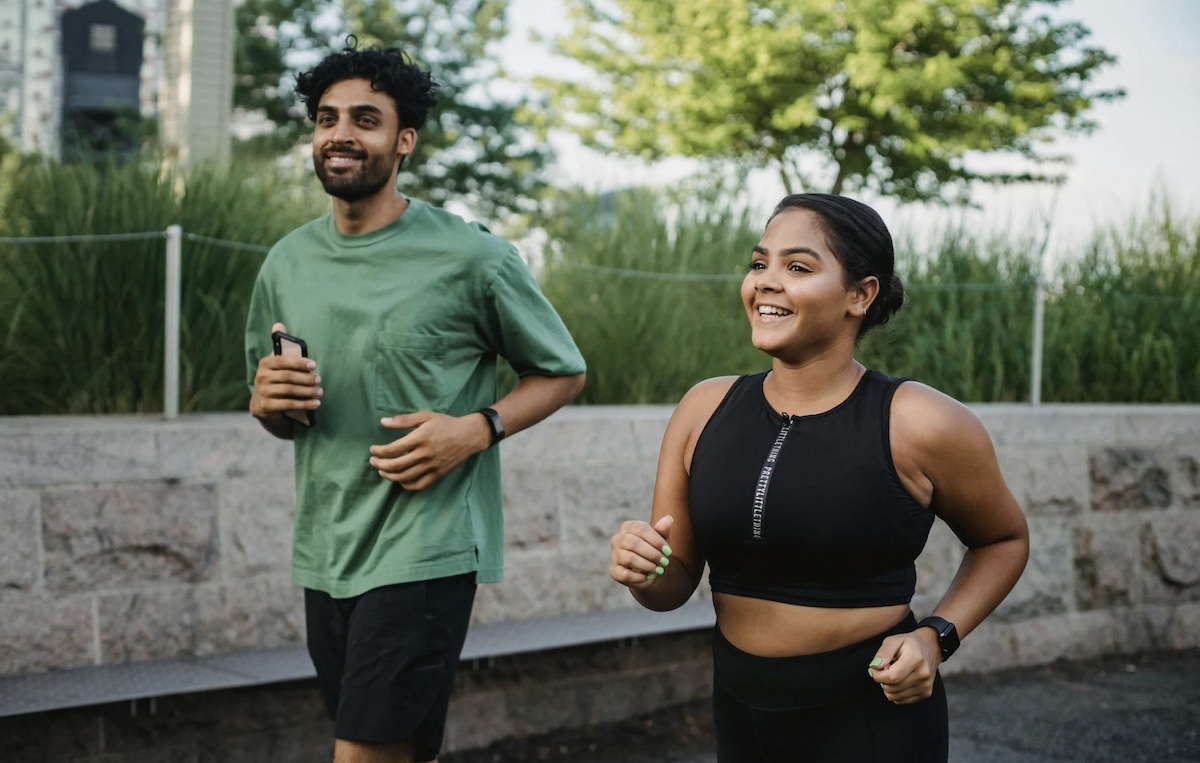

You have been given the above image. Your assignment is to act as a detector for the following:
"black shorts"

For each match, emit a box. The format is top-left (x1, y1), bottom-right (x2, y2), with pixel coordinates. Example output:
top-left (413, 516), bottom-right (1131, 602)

top-left (304, 573), bottom-right (477, 761)
top-left (712, 611), bottom-right (948, 762)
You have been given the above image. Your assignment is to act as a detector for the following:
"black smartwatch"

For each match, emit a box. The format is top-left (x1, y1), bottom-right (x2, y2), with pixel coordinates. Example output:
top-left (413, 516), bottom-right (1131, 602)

top-left (477, 407), bottom-right (505, 446)
top-left (917, 616), bottom-right (960, 661)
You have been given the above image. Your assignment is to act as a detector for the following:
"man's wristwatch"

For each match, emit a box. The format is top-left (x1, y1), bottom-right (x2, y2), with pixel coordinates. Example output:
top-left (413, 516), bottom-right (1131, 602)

top-left (477, 407), bottom-right (505, 446)
top-left (917, 616), bottom-right (960, 661)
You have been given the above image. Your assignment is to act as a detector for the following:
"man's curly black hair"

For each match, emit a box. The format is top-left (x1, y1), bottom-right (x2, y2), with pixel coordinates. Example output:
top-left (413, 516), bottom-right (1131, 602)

top-left (295, 38), bottom-right (440, 130)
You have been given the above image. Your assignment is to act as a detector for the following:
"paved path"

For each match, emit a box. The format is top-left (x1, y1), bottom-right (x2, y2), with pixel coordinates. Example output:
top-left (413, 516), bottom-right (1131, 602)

top-left (446, 648), bottom-right (1200, 763)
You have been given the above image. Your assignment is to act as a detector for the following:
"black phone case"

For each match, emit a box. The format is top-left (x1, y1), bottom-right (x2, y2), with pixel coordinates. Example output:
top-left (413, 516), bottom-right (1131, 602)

top-left (271, 331), bottom-right (315, 427)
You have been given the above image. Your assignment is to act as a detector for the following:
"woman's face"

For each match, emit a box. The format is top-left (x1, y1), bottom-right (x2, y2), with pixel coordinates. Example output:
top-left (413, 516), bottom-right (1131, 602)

top-left (740, 208), bottom-right (873, 361)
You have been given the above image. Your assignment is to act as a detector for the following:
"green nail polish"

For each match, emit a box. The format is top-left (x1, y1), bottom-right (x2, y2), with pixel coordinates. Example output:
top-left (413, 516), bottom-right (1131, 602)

top-left (655, 565), bottom-right (665, 575)
top-left (659, 556), bottom-right (670, 567)
top-left (869, 657), bottom-right (883, 668)
top-left (662, 545), bottom-right (672, 557)
top-left (645, 573), bottom-right (656, 582)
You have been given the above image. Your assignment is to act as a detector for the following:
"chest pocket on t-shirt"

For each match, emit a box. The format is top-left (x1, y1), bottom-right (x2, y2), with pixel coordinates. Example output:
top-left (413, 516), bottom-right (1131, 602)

top-left (373, 331), bottom-right (448, 414)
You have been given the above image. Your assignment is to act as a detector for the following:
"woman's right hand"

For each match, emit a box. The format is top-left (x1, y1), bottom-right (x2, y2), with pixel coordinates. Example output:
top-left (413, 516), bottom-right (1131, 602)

top-left (609, 515), bottom-right (674, 589)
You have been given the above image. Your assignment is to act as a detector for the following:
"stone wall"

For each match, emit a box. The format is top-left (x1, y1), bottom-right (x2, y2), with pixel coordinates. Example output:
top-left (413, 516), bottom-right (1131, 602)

top-left (2, 406), bottom-right (1200, 758)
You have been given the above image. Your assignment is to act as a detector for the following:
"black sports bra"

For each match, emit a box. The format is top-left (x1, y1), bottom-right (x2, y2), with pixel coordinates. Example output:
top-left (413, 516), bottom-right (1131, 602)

top-left (689, 370), bottom-right (934, 608)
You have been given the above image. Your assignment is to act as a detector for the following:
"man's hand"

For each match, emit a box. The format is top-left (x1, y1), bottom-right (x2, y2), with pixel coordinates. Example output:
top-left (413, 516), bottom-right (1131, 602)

top-left (368, 410), bottom-right (492, 491)
top-left (249, 322), bottom-right (322, 424)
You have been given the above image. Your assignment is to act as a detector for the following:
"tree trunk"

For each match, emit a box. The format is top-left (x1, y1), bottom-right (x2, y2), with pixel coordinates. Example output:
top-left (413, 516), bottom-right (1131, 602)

top-left (777, 164), bottom-right (794, 196)
top-left (830, 162), bottom-right (848, 196)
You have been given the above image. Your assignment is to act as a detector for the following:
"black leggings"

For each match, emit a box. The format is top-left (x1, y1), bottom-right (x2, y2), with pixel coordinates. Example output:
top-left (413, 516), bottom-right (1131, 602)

top-left (712, 612), bottom-right (948, 763)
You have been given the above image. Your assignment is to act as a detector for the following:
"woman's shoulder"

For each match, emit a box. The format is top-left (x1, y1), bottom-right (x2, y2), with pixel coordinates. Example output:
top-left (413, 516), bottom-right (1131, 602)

top-left (890, 379), bottom-right (995, 456)
top-left (679, 374), bottom-right (745, 410)
top-left (667, 375), bottom-right (744, 433)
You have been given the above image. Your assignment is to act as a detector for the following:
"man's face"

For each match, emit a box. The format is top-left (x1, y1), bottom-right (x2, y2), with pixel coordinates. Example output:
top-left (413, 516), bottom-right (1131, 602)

top-left (311, 78), bottom-right (416, 202)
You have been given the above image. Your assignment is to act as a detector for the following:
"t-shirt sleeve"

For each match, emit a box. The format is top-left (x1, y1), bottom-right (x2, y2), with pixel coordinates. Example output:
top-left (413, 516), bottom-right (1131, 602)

top-left (244, 264), bottom-right (276, 393)
top-left (480, 248), bottom-right (586, 377)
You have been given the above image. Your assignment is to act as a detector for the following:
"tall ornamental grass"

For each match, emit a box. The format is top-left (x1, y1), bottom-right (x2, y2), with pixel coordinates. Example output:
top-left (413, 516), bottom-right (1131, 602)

top-left (1, 168), bottom-right (1196, 413)
top-left (540, 189), bottom-right (1198, 405)
top-left (1044, 198), bottom-right (1200, 402)
top-left (0, 154), bottom-right (327, 414)
top-left (537, 187), bottom-right (764, 404)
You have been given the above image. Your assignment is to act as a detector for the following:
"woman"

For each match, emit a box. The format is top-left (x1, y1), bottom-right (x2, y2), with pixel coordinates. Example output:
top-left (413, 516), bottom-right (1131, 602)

top-left (609, 193), bottom-right (1029, 762)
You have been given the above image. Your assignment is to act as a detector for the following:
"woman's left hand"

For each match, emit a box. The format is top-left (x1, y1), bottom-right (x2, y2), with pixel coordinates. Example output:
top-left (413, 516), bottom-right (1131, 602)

top-left (867, 627), bottom-right (942, 705)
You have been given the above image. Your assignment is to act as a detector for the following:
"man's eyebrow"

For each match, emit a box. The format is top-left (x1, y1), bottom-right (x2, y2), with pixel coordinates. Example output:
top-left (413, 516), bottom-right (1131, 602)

top-left (315, 104), bottom-right (386, 115)
top-left (752, 245), bottom-right (823, 259)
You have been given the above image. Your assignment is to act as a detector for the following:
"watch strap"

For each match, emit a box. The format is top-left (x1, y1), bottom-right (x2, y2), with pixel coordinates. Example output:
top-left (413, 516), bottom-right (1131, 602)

top-left (478, 407), bottom-right (505, 446)
top-left (916, 615), bottom-right (960, 661)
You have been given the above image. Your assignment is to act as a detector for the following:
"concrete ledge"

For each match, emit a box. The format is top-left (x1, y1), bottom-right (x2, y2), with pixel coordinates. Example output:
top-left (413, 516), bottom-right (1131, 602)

top-left (0, 601), bottom-right (716, 718)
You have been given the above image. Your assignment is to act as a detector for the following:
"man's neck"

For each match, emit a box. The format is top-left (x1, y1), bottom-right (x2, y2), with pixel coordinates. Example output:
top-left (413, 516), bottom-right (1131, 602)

top-left (331, 190), bottom-right (409, 236)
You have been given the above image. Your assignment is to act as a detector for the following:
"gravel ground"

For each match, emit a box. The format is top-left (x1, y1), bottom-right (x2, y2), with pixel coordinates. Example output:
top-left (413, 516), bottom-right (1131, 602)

top-left (443, 648), bottom-right (1200, 763)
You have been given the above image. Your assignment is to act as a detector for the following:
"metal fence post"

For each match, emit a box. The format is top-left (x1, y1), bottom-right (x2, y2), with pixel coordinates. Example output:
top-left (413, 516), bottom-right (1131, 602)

top-left (1030, 275), bottom-right (1045, 406)
top-left (164, 225), bottom-right (182, 420)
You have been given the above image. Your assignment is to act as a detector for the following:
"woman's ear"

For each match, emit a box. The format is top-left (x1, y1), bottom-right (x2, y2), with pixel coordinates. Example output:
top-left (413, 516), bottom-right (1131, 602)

top-left (849, 276), bottom-right (880, 318)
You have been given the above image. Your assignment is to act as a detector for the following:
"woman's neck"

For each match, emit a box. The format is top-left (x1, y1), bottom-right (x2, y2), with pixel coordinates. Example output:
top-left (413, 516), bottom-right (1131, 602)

top-left (764, 356), bottom-right (865, 417)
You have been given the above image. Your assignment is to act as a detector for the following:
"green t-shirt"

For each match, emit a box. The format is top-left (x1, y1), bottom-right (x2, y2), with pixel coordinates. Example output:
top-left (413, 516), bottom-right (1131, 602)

top-left (244, 199), bottom-right (585, 597)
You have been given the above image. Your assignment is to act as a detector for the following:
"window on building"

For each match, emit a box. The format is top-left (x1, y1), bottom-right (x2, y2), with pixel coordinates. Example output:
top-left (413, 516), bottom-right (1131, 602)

top-left (90, 24), bottom-right (117, 54)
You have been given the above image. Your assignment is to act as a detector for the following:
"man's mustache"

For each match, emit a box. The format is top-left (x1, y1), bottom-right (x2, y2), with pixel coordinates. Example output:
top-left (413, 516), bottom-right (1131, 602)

top-left (321, 144), bottom-right (368, 160)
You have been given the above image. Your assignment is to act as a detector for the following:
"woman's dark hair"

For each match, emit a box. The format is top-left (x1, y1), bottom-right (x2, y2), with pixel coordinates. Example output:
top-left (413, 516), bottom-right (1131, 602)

top-left (295, 38), bottom-right (440, 130)
top-left (767, 193), bottom-right (905, 339)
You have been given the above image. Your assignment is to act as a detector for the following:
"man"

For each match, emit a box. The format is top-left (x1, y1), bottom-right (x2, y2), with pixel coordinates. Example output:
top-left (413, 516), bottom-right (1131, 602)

top-left (245, 43), bottom-right (586, 763)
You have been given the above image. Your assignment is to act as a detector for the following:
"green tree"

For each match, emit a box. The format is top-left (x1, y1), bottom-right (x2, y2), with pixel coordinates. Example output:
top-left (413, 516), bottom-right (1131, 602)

top-left (234, 0), bottom-right (549, 220)
top-left (540, 0), bottom-right (1123, 203)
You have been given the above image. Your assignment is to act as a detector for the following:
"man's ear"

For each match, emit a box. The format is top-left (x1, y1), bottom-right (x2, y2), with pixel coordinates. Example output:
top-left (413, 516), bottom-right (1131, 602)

top-left (848, 275), bottom-right (880, 318)
top-left (396, 126), bottom-right (417, 158)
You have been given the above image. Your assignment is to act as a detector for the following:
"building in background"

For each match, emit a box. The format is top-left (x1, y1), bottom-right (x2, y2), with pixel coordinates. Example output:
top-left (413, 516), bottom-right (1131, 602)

top-left (0, 0), bottom-right (233, 164)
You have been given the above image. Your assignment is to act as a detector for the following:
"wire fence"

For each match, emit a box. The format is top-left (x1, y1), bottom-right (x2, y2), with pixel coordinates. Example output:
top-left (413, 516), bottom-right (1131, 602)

top-left (1, 228), bottom-right (1196, 416)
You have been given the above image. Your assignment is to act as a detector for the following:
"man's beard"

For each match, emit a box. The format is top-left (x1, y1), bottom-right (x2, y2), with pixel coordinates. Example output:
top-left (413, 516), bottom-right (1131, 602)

top-left (313, 146), bottom-right (397, 202)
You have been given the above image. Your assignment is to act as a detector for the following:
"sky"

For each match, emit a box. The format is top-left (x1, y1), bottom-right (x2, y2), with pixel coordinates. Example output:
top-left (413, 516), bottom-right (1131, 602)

top-left (498, 0), bottom-right (1200, 262)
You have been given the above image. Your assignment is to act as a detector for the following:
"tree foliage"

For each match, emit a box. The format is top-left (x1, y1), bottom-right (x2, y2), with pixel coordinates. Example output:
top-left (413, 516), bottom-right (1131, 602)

top-left (234, 0), bottom-right (549, 220)
top-left (539, 0), bottom-right (1124, 203)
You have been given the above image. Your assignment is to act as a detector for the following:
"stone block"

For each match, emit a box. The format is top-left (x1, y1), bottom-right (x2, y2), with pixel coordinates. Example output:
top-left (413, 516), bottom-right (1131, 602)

top-left (501, 467), bottom-right (561, 552)
top-left (1116, 408), bottom-right (1200, 442)
top-left (996, 445), bottom-right (1088, 515)
top-left (25, 426), bottom-right (160, 486)
top-left (1171, 444), bottom-right (1200, 509)
top-left (98, 576), bottom-right (303, 664)
top-left (914, 520), bottom-right (963, 605)
top-left (995, 516), bottom-right (1072, 619)
top-left (0, 423), bottom-right (34, 489)
top-left (975, 407), bottom-right (1118, 447)
top-left (560, 462), bottom-right (658, 551)
top-left (1073, 513), bottom-right (1144, 611)
top-left (1089, 447), bottom-right (1171, 511)
top-left (1007, 610), bottom-right (1125, 667)
top-left (0, 489), bottom-right (40, 591)
top-left (220, 477), bottom-right (295, 580)
top-left (154, 417), bottom-right (294, 482)
top-left (0, 593), bottom-right (94, 673)
top-left (42, 482), bottom-right (219, 593)
top-left (1161, 601), bottom-right (1200, 649)
top-left (940, 619), bottom-right (1016, 676)
top-left (501, 412), bottom-right (647, 470)
top-left (1139, 512), bottom-right (1200, 603)
top-left (472, 547), bottom-right (631, 624)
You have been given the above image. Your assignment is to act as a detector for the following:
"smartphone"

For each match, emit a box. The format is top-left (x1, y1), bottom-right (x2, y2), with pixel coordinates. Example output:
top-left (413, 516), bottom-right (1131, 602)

top-left (271, 330), bottom-right (315, 427)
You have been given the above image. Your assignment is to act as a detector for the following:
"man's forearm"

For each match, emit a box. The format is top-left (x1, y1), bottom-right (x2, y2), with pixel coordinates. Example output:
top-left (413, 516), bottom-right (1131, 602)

top-left (488, 373), bottom-right (585, 438)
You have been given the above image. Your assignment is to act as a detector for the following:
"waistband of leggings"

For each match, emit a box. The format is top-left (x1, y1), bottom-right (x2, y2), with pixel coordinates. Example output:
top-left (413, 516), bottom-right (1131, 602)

top-left (713, 610), bottom-right (917, 710)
